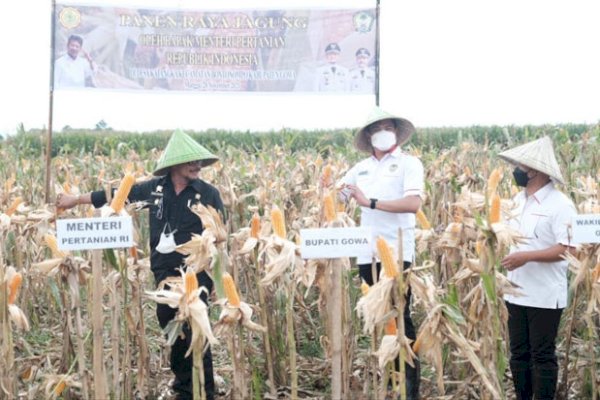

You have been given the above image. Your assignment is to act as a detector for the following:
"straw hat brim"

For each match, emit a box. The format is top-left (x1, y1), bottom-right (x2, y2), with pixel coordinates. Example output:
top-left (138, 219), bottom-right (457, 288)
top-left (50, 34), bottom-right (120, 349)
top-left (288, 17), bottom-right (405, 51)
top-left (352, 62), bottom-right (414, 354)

top-left (355, 115), bottom-right (415, 153)
top-left (153, 129), bottom-right (219, 176)
top-left (498, 136), bottom-right (565, 184)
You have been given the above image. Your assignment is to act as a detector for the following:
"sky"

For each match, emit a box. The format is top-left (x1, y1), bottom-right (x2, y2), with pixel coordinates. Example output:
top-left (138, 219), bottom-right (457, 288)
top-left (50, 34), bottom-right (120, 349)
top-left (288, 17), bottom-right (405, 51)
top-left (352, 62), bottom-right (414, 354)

top-left (1, 0), bottom-right (599, 135)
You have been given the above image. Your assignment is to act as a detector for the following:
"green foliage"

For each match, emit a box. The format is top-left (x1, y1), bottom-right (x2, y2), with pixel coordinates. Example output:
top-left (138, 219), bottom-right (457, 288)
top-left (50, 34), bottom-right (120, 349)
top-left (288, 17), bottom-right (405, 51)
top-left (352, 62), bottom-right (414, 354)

top-left (6, 122), bottom-right (597, 160)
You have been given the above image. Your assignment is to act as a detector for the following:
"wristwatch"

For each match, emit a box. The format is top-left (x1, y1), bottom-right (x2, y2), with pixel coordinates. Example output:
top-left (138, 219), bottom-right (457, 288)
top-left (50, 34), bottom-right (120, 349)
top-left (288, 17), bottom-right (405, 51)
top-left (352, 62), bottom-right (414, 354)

top-left (369, 198), bottom-right (378, 209)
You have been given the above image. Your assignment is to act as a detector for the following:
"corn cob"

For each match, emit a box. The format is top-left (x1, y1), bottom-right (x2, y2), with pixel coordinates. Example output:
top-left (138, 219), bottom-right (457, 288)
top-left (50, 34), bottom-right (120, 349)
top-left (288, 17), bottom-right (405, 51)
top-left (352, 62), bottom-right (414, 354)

top-left (223, 272), bottom-right (241, 307)
top-left (8, 272), bottom-right (22, 304)
top-left (54, 380), bottom-right (66, 396)
top-left (487, 167), bottom-right (502, 196)
top-left (384, 317), bottom-right (397, 335)
top-left (416, 209), bottom-right (431, 229)
top-left (271, 205), bottom-right (286, 239)
top-left (5, 196), bottom-right (23, 216)
top-left (44, 234), bottom-right (66, 258)
top-left (360, 282), bottom-right (370, 295)
top-left (323, 192), bottom-right (336, 222)
top-left (376, 236), bottom-right (398, 278)
top-left (110, 173), bottom-right (135, 213)
top-left (250, 212), bottom-right (261, 239)
top-left (184, 268), bottom-right (198, 297)
top-left (412, 330), bottom-right (425, 353)
top-left (489, 193), bottom-right (501, 224)
top-left (322, 164), bottom-right (332, 186)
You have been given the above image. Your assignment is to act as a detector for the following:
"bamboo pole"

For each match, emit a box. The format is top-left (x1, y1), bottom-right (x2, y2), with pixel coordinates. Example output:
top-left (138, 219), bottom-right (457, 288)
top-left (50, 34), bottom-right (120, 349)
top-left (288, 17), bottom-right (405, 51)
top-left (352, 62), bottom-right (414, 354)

top-left (92, 250), bottom-right (108, 399)
top-left (395, 229), bottom-right (407, 400)
top-left (329, 257), bottom-right (343, 399)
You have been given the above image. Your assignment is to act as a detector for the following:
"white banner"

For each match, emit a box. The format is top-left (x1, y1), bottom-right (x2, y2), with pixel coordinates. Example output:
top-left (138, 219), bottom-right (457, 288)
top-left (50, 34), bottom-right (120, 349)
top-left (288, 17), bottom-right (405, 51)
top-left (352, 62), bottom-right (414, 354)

top-left (53, 3), bottom-right (377, 93)
top-left (57, 216), bottom-right (134, 251)
top-left (300, 226), bottom-right (372, 259)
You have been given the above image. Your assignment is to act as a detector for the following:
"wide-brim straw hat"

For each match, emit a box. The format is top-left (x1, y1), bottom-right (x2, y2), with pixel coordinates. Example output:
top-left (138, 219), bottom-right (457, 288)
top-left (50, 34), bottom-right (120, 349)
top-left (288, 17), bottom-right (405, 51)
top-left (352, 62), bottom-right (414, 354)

top-left (498, 136), bottom-right (564, 184)
top-left (153, 129), bottom-right (219, 176)
top-left (355, 107), bottom-right (415, 152)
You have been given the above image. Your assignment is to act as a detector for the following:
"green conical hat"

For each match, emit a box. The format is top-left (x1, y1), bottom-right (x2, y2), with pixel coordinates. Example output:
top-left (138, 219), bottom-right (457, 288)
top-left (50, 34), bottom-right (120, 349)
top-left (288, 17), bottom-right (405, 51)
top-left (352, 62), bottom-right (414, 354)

top-left (355, 107), bottom-right (415, 152)
top-left (153, 129), bottom-right (219, 176)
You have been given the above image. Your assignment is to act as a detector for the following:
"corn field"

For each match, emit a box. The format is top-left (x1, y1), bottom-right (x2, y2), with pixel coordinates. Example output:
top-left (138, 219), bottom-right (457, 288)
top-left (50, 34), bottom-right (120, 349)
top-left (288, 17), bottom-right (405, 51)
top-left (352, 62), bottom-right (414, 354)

top-left (1, 126), bottom-right (600, 400)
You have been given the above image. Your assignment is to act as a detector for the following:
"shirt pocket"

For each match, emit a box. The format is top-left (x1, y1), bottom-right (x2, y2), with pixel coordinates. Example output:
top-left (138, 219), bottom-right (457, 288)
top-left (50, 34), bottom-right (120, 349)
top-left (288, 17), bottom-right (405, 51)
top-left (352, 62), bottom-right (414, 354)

top-left (521, 209), bottom-right (550, 241)
top-left (531, 212), bottom-right (553, 244)
top-left (380, 169), bottom-right (404, 196)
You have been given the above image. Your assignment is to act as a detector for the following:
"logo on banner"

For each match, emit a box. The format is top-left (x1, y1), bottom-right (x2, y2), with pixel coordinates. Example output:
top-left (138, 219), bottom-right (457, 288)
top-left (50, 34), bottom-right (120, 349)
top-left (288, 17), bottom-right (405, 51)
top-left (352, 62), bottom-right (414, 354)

top-left (353, 11), bottom-right (375, 33)
top-left (59, 7), bottom-right (81, 29)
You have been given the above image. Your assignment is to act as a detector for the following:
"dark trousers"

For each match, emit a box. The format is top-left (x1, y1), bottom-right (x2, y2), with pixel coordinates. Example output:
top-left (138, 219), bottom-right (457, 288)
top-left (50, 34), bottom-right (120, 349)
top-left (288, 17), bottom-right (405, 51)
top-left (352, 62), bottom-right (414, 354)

top-left (506, 301), bottom-right (563, 400)
top-left (359, 262), bottom-right (420, 399)
top-left (156, 271), bottom-right (215, 400)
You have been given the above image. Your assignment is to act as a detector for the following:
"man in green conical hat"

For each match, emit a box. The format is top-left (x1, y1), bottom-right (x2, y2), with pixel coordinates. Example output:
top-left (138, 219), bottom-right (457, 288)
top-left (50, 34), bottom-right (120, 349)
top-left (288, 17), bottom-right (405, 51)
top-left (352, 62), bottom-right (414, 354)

top-left (57, 129), bottom-right (223, 400)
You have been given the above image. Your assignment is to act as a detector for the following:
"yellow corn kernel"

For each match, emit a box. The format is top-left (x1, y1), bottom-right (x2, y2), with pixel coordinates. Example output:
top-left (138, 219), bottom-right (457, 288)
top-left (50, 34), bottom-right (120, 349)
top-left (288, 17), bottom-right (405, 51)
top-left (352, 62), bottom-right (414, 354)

top-left (250, 212), bottom-right (261, 239)
top-left (487, 167), bottom-right (502, 196)
top-left (5, 196), bottom-right (23, 216)
top-left (271, 205), bottom-right (287, 239)
top-left (184, 268), bottom-right (198, 298)
top-left (110, 174), bottom-right (135, 214)
top-left (54, 380), bottom-right (67, 396)
top-left (360, 282), bottom-right (370, 296)
top-left (489, 194), bottom-right (501, 224)
top-left (416, 209), bottom-right (431, 229)
top-left (223, 272), bottom-right (241, 307)
top-left (384, 318), bottom-right (397, 335)
top-left (44, 234), bottom-right (66, 258)
top-left (323, 192), bottom-right (336, 222)
top-left (8, 272), bottom-right (22, 305)
top-left (376, 236), bottom-right (398, 278)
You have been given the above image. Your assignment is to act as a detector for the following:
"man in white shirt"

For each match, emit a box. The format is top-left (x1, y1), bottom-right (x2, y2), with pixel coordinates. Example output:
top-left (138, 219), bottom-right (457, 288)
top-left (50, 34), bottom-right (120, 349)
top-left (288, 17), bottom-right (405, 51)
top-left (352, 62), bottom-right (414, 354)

top-left (339, 106), bottom-right (423, 399)
top-left (498, 136), bottom-right (577, 400)
top-left (54, 34), bottom-right (97, 88)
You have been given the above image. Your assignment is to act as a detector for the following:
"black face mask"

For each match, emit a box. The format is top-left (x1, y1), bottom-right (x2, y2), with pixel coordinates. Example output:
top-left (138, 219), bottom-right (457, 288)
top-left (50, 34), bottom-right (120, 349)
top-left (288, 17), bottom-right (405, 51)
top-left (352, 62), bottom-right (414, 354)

top-left (512, 167), bottom-right (530, 187)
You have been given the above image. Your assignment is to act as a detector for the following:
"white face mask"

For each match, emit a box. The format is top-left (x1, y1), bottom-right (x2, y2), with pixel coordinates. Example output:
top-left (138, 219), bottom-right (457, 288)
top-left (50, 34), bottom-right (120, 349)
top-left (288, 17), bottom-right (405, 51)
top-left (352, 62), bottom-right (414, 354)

top-left (156, 224), bottom-right (178, 254)
top-left (370, 130), bottom-right (397, 151)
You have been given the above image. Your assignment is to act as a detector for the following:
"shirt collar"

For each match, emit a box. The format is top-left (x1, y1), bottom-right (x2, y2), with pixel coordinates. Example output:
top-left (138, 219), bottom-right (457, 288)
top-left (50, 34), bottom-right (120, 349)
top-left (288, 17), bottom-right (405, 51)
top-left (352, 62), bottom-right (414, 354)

top-left (370, 146), bottom-right (403, 161)
top-left (529, 181), bottom-right (554, 204)
top-left (165, 175), bottom-right (204, 194)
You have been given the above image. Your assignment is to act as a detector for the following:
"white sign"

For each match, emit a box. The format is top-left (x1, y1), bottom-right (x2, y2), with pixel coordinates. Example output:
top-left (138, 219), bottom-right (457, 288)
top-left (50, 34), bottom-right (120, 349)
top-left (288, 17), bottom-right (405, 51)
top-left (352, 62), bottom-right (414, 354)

top-left (300, 227), bottom-right (372, 259)
top-left (572, 214), bottom-right (600, 244)
top-left (57, 216), bottom-right (134, 251)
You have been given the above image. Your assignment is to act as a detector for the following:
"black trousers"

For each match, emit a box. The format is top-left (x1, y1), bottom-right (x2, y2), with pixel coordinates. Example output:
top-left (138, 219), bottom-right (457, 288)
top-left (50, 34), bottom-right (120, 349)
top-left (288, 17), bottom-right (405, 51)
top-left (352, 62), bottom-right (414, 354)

top-left (359, 262), bottom-right (420, 399)
top-left (506, 301), bottom-right (563, 400)
top-left (156, 271), bottom-right (215, 400)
